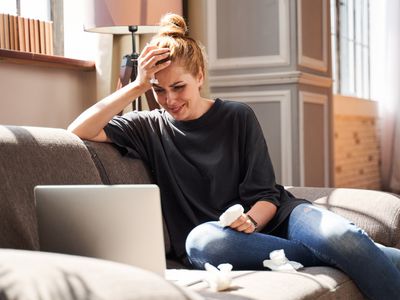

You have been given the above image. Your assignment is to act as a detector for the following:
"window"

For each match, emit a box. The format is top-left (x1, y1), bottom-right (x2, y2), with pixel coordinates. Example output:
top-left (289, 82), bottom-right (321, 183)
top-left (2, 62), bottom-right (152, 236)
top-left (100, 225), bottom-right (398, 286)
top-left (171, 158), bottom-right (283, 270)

top-left (0, 0), bottom-right (50, 21)
top-left (20, 0), bottom-right (51, 21)
top-left (0, 0), bottom-right (63, 55)
top-left (331, 0), bottom-right (370, 99)
top-left (0, 0), bottom-right (17, 15)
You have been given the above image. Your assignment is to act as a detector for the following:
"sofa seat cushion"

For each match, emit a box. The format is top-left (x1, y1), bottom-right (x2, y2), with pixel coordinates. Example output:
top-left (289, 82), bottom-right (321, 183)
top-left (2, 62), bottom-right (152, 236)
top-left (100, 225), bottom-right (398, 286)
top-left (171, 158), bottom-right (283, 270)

top-left (183, 267), bottom-right (364, 300)
top-left (0, 249), bottom-right (203, 300)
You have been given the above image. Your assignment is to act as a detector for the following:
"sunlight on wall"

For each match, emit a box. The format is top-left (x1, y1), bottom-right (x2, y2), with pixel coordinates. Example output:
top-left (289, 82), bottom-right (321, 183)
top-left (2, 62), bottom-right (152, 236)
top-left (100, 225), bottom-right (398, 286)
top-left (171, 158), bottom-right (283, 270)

top-left (369, 1), bottom-right (385, 103)
top-left (370, 0), bottom-right (399, 113)
top-left (0, 0), bottom-right (16, 14)
top-left (63, 0), bottom-right (115, 101)
top-left (63, 0), bottom-right (98, 61)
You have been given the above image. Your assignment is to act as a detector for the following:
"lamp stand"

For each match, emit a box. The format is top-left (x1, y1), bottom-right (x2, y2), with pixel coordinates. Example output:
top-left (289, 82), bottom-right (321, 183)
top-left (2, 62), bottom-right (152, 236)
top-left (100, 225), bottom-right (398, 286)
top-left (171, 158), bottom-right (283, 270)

top-left (118, 26), bottom-right (160, 111)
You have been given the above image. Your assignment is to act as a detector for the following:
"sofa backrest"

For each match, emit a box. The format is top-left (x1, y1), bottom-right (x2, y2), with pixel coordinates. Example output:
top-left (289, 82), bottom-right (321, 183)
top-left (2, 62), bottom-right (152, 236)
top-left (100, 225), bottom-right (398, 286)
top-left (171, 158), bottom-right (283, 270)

top-left (1, 125), bottom-right (399, 254)
top-left (82, 141), bottom-right (173, 253)
top-left (0, 125), bottom-right (102, 250)
top-left (86, 140), bottom-right (400, 250)
top-left (83, 140), bottom-right (153, 185)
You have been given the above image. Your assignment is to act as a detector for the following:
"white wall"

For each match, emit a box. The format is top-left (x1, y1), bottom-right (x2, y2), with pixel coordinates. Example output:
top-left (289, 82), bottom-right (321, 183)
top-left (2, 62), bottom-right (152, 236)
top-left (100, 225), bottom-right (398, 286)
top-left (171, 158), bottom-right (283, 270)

top-left (0, 0), bottom-right (144, 129)
top-left (63, 0), bottom-right (115, 101)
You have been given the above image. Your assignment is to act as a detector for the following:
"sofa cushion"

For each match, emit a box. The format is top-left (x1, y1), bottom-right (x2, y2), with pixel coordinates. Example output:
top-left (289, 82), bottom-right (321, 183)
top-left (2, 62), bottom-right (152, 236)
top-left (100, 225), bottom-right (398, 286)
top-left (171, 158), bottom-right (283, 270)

top-left (183, 267), bottom-right (364, 300)
top-left (84, 140), bottom-right (153, 184)
top-left (287, 187), bottom-right (400, 247)
top-left (0, 249), bottom-right (203, 300)
top-left (0, 126), bottom-right (102, 251)
top-left (286, 186), bottom-right (336, 202)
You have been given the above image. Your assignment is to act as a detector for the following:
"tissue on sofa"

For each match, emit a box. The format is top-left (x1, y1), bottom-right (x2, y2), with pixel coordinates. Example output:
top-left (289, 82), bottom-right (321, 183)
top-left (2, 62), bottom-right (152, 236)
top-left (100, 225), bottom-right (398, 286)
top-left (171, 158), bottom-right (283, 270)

top-left (204, 262), bottom-right (233, 291)
top-left (263, 249), bottom-right (303, 272)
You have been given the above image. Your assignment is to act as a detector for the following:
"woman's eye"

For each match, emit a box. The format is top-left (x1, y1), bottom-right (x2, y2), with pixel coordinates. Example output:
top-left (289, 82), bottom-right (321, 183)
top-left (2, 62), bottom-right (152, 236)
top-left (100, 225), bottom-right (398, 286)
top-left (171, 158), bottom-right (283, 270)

top-left (154, 89), bottom-right (165, 94)
top-left (174, 85), bottom-right (185, 90)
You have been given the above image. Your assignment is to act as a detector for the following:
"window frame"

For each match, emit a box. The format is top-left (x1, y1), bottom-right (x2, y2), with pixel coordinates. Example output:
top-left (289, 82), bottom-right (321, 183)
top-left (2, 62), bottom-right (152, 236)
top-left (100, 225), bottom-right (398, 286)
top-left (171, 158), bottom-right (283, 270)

top-left (49, 0), bottom-right (63, 56)
top-left (331, 0), bottom-right (371, 100)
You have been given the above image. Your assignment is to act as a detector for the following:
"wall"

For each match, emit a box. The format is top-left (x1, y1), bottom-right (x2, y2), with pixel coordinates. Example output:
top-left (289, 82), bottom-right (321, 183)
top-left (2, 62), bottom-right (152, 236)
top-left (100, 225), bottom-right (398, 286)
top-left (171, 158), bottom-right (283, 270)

top-left (63, 0), bottom-right (115, 106)
top-left (188, 0), bottom-right (332, 187)
top-left (0, 61), bottom-right (96, 129)
top-left (0, 0), bottom-right (113, 129)
top-left (333, 95), bottom-right (381, 189)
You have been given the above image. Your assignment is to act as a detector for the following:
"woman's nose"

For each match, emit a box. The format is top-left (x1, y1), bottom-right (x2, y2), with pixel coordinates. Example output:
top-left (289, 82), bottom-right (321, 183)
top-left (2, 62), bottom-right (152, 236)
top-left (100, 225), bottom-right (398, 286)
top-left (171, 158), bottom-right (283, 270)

top-left (166, 91), bottom-right (178, 105)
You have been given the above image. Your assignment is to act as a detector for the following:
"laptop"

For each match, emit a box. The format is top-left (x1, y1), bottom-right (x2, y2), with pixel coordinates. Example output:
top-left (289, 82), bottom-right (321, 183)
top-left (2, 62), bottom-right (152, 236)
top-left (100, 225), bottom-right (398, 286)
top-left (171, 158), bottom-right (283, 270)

top-left (34, 184), bottom-right (166, 276)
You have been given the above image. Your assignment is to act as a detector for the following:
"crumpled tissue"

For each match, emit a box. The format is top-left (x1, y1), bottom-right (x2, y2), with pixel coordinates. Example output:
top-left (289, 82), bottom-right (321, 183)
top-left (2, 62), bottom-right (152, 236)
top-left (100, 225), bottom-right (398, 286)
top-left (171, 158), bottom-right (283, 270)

top-left (219, 204), bottom-right (244, 227)
top-left (263, 249), bottom-right (303, 272)
top-left (204, 262), bottom-right (233, 291)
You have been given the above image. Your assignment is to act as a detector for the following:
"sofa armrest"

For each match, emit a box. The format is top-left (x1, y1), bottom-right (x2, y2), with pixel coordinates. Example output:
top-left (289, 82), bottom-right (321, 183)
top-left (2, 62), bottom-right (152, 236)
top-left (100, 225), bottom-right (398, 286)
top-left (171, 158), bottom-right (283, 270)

top-left (287, 187), bottom-right (400, 248)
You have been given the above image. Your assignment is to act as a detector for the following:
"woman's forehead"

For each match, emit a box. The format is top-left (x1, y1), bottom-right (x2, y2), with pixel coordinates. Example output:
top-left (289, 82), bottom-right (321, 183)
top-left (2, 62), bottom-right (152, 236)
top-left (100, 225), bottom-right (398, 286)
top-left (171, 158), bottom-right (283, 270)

top-left (156, 62), bottom-right (194, 79)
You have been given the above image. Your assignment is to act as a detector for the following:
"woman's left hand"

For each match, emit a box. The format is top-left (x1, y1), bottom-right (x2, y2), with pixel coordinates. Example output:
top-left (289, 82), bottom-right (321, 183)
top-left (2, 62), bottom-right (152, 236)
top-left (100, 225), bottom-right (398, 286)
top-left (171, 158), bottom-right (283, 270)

top-left (229, 201), bottom-right (277, 234)
top-left (229, 214), bottom-right (257, 234)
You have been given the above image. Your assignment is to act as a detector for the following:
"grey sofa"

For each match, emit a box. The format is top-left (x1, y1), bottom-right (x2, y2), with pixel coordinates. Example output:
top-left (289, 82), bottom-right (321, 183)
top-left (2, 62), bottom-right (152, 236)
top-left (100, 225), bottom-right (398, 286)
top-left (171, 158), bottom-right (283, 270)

top-left (1, 124), bottom-right (399, 300)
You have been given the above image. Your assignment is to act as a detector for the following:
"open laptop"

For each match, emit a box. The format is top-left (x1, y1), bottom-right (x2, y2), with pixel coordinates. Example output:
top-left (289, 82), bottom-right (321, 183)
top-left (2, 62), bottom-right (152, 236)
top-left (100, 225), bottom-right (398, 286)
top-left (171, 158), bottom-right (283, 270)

top-left (34, 184), bottom-right (166, 276)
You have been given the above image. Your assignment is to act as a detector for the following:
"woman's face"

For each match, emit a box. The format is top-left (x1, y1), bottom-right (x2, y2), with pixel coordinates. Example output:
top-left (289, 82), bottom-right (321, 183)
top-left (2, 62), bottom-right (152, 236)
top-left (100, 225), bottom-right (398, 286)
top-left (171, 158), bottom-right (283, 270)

top-left (151, 61), bottom-right (204, 121)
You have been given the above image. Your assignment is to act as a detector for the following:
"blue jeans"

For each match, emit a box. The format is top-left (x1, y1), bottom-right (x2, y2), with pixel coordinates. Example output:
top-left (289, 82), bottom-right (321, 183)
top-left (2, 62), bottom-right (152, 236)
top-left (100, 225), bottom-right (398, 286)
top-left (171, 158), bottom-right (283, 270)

top-left (185, 204), bottom-right (400, 300)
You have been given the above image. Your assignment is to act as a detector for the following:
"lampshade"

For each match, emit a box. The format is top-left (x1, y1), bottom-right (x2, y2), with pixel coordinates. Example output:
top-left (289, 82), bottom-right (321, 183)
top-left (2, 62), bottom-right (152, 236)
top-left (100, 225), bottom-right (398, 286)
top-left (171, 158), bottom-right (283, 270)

top-left (84, 0), bottom-right (182, 34)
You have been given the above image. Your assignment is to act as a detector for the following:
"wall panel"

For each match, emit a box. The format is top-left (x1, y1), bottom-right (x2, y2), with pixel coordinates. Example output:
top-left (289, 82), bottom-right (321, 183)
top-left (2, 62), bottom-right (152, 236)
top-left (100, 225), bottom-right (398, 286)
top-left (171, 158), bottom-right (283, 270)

top-left (212, 90), bottom-right (292, 185)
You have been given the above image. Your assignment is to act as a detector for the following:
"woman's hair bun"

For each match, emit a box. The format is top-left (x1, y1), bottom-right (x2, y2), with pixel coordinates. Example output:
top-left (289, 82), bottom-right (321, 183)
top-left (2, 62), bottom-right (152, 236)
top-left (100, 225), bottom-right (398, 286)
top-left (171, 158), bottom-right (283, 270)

top-left (159, 13), bottom-right (187, 37)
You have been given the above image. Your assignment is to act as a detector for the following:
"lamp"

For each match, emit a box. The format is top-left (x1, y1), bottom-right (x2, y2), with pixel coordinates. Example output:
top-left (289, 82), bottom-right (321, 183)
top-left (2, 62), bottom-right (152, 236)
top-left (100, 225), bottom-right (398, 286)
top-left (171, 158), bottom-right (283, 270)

top-left (83, 0), bottom-right (182, 110)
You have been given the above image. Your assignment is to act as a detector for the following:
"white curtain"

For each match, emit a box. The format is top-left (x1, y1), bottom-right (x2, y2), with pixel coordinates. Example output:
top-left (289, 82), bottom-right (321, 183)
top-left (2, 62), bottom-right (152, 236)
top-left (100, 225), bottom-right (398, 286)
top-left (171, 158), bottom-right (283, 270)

top-left (375, 0), bottom-right (400, 193)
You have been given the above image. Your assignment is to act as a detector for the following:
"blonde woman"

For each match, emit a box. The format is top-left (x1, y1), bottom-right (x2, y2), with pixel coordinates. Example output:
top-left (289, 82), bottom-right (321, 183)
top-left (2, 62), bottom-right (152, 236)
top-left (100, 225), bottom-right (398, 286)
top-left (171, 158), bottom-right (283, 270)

top-left (69, 14), bottom-right (400, 300)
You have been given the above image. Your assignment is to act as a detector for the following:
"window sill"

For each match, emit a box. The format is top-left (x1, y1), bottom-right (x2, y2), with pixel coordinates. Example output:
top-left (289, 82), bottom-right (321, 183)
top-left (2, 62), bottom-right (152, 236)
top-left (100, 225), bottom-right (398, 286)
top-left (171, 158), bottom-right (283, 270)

top-left (0, 49), bottom-right (95, 72)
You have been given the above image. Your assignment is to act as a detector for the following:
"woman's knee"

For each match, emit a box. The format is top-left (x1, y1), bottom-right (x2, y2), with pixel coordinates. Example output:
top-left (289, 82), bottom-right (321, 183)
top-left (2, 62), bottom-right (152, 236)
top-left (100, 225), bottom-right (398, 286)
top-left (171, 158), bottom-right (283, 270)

top-left (185, 222), bottom-right (226, 255)
top-left (185, 221), bottom-right (233, 268)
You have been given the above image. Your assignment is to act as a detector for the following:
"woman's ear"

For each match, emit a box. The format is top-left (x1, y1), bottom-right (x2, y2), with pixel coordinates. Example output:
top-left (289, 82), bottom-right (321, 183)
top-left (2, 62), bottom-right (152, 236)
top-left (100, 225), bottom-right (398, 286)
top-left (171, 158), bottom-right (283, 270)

top-left (197, 69), bottom-right (204, 88)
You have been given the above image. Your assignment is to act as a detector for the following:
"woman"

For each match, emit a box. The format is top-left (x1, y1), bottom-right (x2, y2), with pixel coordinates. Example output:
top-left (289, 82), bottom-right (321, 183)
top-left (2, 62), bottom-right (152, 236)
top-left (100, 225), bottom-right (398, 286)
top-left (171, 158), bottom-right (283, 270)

top-left (69, 14), bottom-right (400, 300)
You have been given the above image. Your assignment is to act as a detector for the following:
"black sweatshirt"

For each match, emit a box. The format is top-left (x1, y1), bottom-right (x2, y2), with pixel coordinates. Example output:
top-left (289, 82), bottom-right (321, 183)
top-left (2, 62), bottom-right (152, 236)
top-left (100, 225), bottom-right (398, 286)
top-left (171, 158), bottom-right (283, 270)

top-left (104, 99), bottom-right (309, 257)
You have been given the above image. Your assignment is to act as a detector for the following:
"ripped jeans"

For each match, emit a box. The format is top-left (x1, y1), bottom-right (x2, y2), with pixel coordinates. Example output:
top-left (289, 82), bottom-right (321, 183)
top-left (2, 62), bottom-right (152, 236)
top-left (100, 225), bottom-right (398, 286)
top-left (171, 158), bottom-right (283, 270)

top-left (185, 203), bottom-right (400, 300)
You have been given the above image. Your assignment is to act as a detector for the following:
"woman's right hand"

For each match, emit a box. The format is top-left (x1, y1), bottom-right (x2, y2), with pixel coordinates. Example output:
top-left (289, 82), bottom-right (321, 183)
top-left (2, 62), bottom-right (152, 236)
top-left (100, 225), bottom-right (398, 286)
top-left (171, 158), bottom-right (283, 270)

top-left (135, 44), bottom-right (171, 89)
top-left (67, 45), bottom-right (171, 142)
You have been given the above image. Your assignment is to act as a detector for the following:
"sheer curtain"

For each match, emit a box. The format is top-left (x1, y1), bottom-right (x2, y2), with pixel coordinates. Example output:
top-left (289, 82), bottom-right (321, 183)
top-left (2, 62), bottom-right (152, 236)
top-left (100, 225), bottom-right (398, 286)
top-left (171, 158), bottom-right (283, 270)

top-left (372, 0), bottom-right (400, 193)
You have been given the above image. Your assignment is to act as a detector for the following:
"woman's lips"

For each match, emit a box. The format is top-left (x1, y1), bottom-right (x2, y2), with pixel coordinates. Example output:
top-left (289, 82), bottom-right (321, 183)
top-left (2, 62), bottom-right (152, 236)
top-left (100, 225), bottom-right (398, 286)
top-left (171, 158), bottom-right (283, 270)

top-left (169, 104), bottom-right (184, 114)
